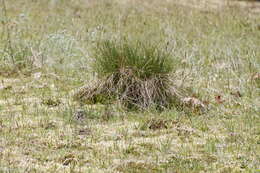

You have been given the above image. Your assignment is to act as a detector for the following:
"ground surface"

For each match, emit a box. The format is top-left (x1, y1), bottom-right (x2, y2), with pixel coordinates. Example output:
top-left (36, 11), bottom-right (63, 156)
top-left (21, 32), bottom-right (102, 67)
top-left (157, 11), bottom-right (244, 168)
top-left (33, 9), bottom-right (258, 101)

top-left (0, 0), bottom-right (260, 172)
top-left (174, 0), bottom-right (260, 14)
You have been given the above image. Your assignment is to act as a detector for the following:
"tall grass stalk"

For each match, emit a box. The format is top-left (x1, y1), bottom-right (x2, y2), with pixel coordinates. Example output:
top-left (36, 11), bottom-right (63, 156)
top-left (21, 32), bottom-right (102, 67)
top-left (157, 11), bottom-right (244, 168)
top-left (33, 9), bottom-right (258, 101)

top-left (1, 0), bottom-right (15, 65)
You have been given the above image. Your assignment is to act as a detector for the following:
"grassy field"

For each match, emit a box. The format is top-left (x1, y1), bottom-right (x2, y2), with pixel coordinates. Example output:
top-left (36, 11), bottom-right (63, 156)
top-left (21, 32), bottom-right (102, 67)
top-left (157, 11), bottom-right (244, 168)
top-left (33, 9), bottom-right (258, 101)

top-left (0, 0), bottom-right (260, 172)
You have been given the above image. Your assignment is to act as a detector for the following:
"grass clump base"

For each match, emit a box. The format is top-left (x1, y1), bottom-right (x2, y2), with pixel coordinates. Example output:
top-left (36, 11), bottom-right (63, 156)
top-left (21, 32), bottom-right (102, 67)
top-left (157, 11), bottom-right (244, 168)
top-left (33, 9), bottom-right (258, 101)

top-left (74, 40), bottom-right (183, 110)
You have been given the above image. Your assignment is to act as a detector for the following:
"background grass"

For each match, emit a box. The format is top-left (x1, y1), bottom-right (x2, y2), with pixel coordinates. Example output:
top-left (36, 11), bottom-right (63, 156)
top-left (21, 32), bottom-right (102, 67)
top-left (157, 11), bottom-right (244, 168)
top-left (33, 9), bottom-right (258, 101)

top-left (0, 0), bottom-right (259, 172)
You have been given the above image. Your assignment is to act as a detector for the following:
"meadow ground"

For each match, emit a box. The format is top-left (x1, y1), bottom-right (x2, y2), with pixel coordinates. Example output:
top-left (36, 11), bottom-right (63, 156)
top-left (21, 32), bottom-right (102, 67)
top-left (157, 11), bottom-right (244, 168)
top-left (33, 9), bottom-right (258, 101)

top-left (0, 0), bottom-right (260, 172)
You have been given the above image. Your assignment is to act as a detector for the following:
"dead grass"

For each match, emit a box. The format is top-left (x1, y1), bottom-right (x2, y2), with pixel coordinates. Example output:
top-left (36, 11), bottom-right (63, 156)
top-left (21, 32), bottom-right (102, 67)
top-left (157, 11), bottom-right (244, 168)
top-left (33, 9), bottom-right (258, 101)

top-left (0, 0), bottom-right (259, 172)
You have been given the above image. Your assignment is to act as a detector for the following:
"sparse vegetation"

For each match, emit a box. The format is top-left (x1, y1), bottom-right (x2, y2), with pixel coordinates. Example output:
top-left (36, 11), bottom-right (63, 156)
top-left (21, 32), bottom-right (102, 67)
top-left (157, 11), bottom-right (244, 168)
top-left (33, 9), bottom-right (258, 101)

top-left (0, 0), bottom-right (34, 74)
top-left (0, 0), bottom-right (259, 172)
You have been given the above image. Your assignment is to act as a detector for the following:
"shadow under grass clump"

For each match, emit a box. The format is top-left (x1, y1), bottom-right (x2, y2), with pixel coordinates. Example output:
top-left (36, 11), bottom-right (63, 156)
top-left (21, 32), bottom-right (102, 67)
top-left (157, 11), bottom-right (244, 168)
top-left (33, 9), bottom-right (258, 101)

top-left (74, 40), bottom-right (186, 111)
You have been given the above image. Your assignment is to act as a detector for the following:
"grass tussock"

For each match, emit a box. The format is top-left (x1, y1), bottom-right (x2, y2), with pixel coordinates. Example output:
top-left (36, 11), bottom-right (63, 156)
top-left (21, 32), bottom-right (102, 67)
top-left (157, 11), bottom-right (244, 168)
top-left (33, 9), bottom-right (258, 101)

top-left (74, 40), bottom-right (183, 110)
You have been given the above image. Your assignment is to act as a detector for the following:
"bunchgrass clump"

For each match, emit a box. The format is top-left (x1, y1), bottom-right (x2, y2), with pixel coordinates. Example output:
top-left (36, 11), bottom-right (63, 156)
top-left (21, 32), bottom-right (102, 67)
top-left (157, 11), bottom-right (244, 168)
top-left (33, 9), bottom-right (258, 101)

top-left (94, 40), bottom-right (173, 79)
top-left (74, 40), bottom-right (183, 110)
